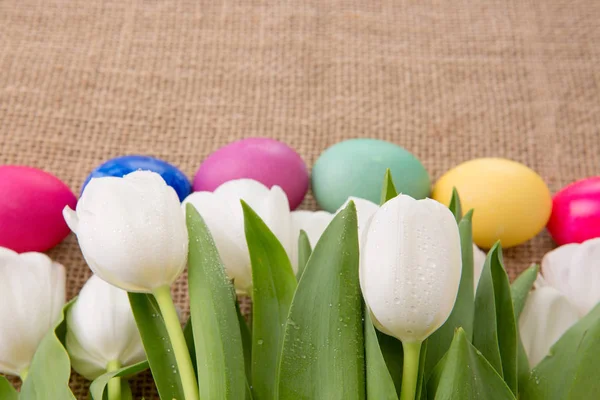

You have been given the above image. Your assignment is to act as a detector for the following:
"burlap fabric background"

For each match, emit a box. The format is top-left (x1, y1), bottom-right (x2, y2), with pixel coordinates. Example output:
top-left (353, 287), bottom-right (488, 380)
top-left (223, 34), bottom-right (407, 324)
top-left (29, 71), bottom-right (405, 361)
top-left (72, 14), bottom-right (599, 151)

top-left (1, 0), bottom-right (599, 398)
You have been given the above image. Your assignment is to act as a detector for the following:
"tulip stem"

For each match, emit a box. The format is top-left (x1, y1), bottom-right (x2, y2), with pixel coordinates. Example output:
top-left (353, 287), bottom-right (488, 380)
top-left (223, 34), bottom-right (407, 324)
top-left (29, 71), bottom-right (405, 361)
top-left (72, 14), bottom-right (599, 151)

top-left (106, 360), bottom-right (121, 400)
top-left (400, 341), bottom-right (422, 400)
top-left (153, 285), bottom-right (199, 400)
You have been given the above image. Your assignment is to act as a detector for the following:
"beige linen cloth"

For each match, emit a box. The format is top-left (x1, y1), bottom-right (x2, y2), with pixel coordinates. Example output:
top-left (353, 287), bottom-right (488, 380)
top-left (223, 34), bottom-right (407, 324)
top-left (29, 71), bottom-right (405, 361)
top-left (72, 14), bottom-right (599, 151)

top-left (1, 0), bottom-right (599, 397)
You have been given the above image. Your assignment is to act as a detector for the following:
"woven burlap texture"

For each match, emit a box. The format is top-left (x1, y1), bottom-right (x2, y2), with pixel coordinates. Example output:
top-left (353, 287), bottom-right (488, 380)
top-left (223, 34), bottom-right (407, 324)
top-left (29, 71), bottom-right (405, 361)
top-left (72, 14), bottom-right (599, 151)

top-left (1, 0), bottom-right (599, 398)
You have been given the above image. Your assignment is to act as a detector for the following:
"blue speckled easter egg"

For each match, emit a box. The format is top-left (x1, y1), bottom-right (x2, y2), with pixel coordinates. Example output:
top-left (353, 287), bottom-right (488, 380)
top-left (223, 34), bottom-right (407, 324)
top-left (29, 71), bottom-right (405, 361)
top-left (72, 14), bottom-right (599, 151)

top-left (312, 139), bottom-right (430, 212)
top-left (82, 155), bottom-right (191, 201)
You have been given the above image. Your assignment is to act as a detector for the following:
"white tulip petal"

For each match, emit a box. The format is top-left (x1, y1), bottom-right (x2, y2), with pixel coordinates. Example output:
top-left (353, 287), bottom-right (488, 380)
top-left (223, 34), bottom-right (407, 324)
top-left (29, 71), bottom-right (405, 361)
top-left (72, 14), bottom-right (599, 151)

top-left (290, 210), bottom-right (334, 269)
top-left (542, 238), bottom-right (600, 316)
top-left (360, 195), bottom-right (462, 342)
top-left (67, 275), bottom-right (145, 380)
top-left (0, 250), bottom-right (66, 376)
top-left (70, 171), bottom-right (188, 293)
top-left (183, 179), bottom-right (292, 293)
top-left (519, 285), bottom-right (579, 367)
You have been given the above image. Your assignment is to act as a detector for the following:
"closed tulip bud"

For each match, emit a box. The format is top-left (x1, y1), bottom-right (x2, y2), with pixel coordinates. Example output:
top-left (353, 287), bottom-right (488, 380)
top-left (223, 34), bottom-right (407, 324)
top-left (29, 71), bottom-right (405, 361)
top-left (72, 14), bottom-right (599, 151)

top-left (360, 194), bottom-right (462, 343)
top-left (63, 171), bottom-right (188, 293)
top-left (66, 275), bottom-right (145, 380)
top-left (0, 247), bottom-right (66, 378)
top-left (182, 179), bottom-right (292, 294)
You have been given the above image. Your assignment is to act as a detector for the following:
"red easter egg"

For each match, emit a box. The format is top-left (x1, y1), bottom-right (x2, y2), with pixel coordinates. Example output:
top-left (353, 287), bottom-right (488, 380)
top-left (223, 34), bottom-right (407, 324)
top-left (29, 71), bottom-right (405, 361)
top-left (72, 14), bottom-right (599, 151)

top-left (547, 177), bottom-right (600, 245)
top-left (0, 166), bottom-right (77, 252)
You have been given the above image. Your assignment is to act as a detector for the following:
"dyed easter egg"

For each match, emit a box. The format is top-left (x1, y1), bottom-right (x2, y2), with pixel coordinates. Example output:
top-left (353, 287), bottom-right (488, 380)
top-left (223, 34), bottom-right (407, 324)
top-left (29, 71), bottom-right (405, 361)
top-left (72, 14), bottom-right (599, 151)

top-left (0, 166), bottom-right (77, 252)
top-left (311, 139), bottom-right (430, 212)
top-left (432, 158), bottom-right (552, 249)
top-left (83, 155), bottom-right (191, 201)
top-left (547, 177), bottom-right (600, 245)
top-left (194, 138), bottom-right (309, 210)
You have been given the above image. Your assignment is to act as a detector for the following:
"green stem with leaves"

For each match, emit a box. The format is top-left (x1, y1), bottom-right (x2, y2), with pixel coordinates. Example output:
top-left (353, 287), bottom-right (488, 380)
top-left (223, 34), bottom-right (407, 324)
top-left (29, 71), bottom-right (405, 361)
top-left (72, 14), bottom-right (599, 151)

top-left (153, 285), bottom-right (199, 400)
top-left (400, 341), bottom-right (422, 400)
top-left (106, 360), bottom-right (121, 400)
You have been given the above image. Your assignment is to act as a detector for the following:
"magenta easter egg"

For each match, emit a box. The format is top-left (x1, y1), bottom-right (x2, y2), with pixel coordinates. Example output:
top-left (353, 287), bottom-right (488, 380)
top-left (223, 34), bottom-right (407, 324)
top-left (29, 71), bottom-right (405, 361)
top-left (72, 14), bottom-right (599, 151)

top-left (547, 177), bottom-right (600, 245)
top-left (0, 166), bottom-right (77, 252)
top-left (193, 138), bottom-right (309, 209)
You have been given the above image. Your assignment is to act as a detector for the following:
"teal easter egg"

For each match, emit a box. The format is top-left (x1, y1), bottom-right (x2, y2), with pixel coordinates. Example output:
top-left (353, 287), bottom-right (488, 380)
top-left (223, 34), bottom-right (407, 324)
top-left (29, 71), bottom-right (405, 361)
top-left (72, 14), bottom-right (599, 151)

top-left (311, 139), bottom-right (430, 211)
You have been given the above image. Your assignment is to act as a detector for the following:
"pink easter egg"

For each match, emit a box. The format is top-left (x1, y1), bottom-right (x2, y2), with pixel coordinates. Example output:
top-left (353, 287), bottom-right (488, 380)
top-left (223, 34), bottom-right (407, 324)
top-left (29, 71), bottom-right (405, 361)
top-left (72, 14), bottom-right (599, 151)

top-left (193, 138), bottom-right (309, 209)
top-left (0, 166), bottom-right (77, 253)
top-left (547, 176), bottom-right (600, 245)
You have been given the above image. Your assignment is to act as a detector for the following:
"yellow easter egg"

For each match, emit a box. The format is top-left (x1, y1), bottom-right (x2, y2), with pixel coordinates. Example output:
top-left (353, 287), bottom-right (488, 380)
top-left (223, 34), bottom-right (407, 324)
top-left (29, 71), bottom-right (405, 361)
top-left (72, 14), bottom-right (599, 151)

top-left (432, 158), bottom-right (552, 249)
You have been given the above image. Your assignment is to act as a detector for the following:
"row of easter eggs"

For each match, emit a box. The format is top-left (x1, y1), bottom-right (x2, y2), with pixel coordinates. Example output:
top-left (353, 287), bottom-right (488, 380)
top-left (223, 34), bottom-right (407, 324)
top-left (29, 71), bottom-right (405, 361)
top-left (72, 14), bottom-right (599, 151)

top-left (1, 137), bottom-right (599, 253)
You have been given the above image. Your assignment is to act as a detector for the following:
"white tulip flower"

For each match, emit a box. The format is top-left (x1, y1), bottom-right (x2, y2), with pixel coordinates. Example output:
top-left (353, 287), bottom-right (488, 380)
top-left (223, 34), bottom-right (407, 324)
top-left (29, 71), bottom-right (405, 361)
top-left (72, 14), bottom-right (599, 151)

top-left (65, 171), bottom-right (198, 400)
top-left (519, 277), bottom-right (579, 367)
top-left (519, 238), bottom-right (600, 367)
top-left (183, 179), bottom-right (292, 294)
top-left (360, 194), bottom-right (462, 400)
top-left (290, 197), bottom-right (378, 267)
top-left (66, 275), bottom-right (145, 380)
top-left (290, 210), bottom-right (333, 268)
top-left (63, 171), bottom-right (189, 293)
top-left (0, 248), bottom-right (66, 379)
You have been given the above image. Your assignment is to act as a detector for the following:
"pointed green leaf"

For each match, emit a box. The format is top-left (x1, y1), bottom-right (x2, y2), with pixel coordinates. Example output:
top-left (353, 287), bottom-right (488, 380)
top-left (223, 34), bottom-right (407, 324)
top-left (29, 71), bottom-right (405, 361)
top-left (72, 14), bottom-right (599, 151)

top-left (0, 376), bottom-right (18, 400)
top-left (523, 303), bottom-right (600, 399)
top-left (186, 203), bottom-right (247, 400)
top-left (278, 202), bottom-right (365, 400)
top-left (425, 210), bottom-right (474, 376)
top-left (427, 328), bottom-right (516, 400)
top-left (297, 230), bottom-right (312, 281)
top-left (90, 361), bottom-right (149, 400)
top-left (128, 293), bottom-right (186, 400)
top-left (365, 309), bottom-right (399, 400)
top-left (472, 243), bottom-right (518, 395)
top-left (380, 168), bottom-right (399, 204)
top-left (448, 188), bottom-right (463, 222)
top-left (20, 301), bottom-right (76, 400)
top-left (242, 200), bottom-right (298, 400)
top-left (510, 264), bottom-right (539, 319)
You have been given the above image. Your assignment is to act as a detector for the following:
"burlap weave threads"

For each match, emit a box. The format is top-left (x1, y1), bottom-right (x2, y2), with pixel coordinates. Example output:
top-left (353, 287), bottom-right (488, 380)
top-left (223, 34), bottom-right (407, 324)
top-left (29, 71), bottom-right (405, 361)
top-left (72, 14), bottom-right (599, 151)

top-left (1, 0), bottom-right (599, 398)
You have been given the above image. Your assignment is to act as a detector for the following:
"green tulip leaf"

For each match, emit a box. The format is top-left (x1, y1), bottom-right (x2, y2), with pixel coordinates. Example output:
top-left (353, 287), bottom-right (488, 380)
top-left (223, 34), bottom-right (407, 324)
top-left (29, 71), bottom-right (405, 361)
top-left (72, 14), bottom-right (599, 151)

top-left (448, 188), bottom-right (463, 223)
top-left (425, 210), bottom-right (475, 376)
top-left (472, 243), bottom-right (518, 395)
top-left (20, 301), bottom-right (76, 400)
top-left (510, 264), bottom-right (539, 319)
top-left (278, 202), bottom-right (365, 400)
top-left (0, 376), bottom-right (17, 400)
top-left (241, 201), bottom-right (298, 400)
top-left (186, 203), bottom-right (247, 400)
top-left (427, 328), bottom-right (516, 400)
top-left (121, 381), bottom-right (133, 400)
top-left (380, 168), bottom-right (399, 204)
top-left (128, 293), bottom-right (186, 400)
top-left (89, 360), bottom-right (149, 400)
top-left (296, 230), bottom-right (312, 281)
top-left (365, 309), bottom-right (399, 400)
top-left (522, 303), bottom-right (600, 399)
